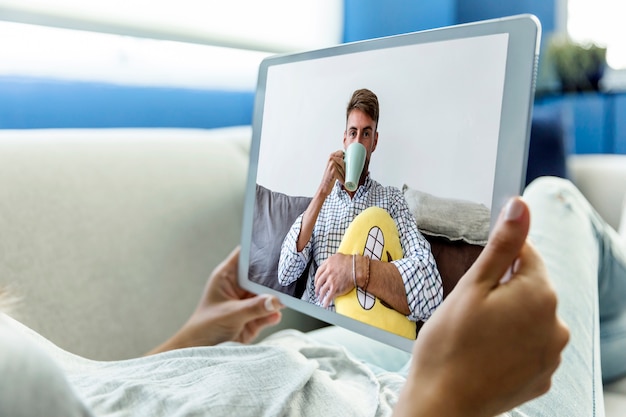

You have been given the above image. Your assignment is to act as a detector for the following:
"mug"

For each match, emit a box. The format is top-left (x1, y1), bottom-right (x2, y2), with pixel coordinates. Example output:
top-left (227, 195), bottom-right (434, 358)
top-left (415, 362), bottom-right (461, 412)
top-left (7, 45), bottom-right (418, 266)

top-left (344, 142), bottom-right (366, 192)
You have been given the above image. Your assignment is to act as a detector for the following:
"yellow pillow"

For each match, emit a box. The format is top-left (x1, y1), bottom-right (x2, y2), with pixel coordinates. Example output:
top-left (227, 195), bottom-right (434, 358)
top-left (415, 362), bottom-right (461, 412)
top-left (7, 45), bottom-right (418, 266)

top-left (334, 206), bottom-right (416, 339)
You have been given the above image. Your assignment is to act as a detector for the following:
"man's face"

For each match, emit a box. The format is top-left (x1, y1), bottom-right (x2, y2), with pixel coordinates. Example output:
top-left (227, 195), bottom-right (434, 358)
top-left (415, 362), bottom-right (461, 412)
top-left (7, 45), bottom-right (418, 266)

top-left (343, 109), bottom-right (378, 165)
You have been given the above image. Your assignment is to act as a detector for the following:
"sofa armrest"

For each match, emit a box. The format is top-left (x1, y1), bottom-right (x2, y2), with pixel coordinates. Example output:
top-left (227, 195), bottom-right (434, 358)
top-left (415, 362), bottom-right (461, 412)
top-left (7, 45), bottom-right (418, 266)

top-left (567, 154), bottom-right (626, 231)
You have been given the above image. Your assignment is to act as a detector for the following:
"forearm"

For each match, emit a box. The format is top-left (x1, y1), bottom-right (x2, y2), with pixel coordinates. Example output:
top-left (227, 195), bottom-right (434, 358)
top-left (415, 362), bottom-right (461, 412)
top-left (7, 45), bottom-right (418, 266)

top-left (146, 333), bottom-right (187, 356)
top-left (355, 256), bottom-right (410, 315)
top-left (296, 191), bottom-right (326, 251)
top-left (393, 253), bottom-right (443, 321)
top-left (145, 316), bottom-right (204, 356)
top-left (394, 379), bottom-right (441, 417)
top-left (278, 219), bottom-right (309, 285)
top-left (394, 378), bottom-right (470, 417)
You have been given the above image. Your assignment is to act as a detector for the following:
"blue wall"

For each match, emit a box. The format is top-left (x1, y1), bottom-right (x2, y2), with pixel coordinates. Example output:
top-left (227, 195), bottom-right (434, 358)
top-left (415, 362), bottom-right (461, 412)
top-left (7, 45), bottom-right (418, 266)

top-left (0, 76), bottom-right (254, 129)
top-left (343, 0), bottom-right (455, 42)
top-left (343, 0), bottom-right (556, 42)
top-left (455, 0), bottom-right (555, 33)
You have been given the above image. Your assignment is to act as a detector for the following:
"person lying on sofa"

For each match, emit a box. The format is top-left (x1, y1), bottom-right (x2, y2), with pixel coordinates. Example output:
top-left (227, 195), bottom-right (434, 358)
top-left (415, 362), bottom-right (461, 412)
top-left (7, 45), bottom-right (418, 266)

top-left (1, 177), bottom-right (625, 417)
top-left (278, 88), bottom-right (442, 338)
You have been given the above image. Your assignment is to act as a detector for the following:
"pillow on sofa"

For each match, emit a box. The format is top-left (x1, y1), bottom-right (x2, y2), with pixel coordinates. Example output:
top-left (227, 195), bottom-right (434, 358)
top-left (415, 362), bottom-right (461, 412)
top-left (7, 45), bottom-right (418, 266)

top-left (402, 185), bottom-right (490, 245)
top-left (249, 185), bottom-right (312, 297)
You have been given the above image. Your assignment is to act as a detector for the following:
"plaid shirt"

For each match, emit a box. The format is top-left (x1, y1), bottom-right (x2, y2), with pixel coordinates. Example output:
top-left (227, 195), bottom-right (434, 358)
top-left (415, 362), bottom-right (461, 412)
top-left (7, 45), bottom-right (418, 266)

top-left (278, 176), bottom-right (443, 321)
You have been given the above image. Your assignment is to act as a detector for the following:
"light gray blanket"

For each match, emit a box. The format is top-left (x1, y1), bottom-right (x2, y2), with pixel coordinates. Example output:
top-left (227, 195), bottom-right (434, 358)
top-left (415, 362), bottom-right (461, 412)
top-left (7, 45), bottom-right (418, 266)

top-left (0, 314), bottom-right (404, 417)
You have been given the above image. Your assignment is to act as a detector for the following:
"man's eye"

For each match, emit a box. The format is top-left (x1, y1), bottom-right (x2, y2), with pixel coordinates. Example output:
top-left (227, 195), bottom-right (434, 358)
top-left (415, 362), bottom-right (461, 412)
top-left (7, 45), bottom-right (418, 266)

top-left (350, 131), bottom-right (357, 137)
top-left (364, 131), bottom-right (370, 137)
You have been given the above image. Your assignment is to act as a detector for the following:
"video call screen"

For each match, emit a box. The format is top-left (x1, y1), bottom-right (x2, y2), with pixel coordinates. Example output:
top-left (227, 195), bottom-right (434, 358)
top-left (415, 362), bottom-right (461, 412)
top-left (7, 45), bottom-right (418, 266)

top-left (244, 31), bottom-right (516, 348)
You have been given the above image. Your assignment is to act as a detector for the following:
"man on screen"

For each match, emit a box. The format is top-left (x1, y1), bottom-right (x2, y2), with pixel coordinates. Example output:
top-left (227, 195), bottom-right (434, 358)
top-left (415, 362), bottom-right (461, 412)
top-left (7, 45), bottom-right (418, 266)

top-left (278, 88), bottom-right (442, 338)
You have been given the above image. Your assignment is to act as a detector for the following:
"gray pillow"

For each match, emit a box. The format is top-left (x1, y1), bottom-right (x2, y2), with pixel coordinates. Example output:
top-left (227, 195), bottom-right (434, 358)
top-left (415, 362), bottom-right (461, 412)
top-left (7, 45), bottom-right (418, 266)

top-left (402, 185), bottom-right (490, 245)
top-left (249, 185), bottom-right (312, 296)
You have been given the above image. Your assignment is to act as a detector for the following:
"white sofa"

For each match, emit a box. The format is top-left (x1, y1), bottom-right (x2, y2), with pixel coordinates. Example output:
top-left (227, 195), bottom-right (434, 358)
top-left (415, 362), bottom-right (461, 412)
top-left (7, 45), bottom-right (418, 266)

top-left (0, 126), bottom-right (326, 361)
top-left (0, 127), bottom-right (624, 414)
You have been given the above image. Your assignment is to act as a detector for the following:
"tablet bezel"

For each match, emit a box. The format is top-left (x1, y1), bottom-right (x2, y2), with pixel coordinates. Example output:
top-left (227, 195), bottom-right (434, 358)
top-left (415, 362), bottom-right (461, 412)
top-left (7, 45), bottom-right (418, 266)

top-left (239, 14), bottom-right (541, 352)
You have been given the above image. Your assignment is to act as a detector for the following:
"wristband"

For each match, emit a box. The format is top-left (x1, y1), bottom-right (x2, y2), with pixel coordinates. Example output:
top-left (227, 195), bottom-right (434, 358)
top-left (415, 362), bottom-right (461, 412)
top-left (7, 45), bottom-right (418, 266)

top-left (363, 255), bottom-right (371, 292)
top-left (352, 254), bottom-right (357, 288)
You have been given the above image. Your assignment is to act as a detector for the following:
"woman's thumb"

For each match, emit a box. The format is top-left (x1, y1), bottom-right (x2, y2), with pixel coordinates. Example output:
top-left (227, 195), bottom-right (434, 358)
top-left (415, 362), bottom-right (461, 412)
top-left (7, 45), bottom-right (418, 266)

top-left (468, 197), bottom-right (530, 287)
top-left (239, 294), bottom-right (283, 321)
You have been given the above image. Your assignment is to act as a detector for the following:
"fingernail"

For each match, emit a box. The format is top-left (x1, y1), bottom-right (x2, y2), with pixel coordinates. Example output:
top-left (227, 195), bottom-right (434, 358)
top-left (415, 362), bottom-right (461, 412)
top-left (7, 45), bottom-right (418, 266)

top-left (499, 268), bottom-right (512, 284)
top-left (505, 198), bottom-right (524, 221)
top-left (499, 258), bottom-right (520, 285)
top-left (263, 295), bottom-right (277, 312)
top-left (512, 257), bottom-right (521, 274)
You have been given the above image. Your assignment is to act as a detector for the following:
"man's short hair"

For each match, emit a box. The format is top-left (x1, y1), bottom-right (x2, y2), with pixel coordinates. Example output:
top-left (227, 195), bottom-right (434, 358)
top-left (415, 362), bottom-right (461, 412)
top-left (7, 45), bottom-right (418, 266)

top-left (346, 89), bottom-right (379, 129)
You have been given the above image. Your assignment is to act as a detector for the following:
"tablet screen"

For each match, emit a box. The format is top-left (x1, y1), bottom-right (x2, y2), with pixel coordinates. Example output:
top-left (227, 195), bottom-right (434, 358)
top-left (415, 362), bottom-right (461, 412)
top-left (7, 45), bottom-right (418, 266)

top-left (240, 15), bottom-right (540, 351)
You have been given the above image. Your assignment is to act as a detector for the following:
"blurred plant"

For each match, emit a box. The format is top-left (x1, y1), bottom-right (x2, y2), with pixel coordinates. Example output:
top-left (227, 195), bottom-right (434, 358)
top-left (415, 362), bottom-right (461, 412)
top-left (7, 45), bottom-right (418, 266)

top-left (546, 35), bottom-right (607, 92)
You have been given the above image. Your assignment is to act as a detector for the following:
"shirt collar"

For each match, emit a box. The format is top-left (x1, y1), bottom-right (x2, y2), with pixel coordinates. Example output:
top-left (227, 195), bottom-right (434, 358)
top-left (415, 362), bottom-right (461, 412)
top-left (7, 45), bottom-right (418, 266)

top-left (334, 173), bottom-right (372, 197)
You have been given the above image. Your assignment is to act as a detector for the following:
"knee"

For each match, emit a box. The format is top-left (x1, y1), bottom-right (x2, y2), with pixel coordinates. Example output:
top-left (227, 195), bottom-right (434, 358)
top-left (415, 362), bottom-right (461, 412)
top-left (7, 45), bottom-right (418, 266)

top-left (524, 176), bottom-right (579, 201)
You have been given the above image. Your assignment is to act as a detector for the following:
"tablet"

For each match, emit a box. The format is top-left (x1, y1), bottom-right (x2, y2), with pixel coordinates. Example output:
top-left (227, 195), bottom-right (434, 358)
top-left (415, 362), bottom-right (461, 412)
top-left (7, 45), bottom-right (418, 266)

top-left (239, 14), bottom-right (541, 351)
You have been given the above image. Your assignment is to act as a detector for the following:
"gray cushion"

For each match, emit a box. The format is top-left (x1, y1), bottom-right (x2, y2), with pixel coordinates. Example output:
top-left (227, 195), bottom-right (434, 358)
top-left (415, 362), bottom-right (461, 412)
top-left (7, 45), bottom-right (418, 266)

top-left (249, 185), bottom-right (312, 296)
top-left (402, 185), bottom-right (490, 245)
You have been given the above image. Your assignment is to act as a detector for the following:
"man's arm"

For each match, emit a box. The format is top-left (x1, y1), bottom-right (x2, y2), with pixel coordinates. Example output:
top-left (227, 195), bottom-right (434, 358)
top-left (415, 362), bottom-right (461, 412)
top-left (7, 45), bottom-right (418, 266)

top-left (314, 253), bottom-right (410, 313)
top-left (360, 258), bottom-right (410, 314)
top-left (278, 214), bottom-right (310, 286)
top-left (297, 150), bottom-right (345, 251)
top-left (388, 191), bottom-right (442, 320)
top-left (279, 149), bottom-right (345, 286)
top-left (296, 191), bottom-right (327, 252)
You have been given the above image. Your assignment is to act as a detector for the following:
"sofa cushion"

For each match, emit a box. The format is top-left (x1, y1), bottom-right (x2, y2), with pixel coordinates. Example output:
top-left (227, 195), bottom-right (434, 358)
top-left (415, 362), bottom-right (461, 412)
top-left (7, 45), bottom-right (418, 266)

top-left (249, 185), bottom-right (312, 296)
top-left (402, 186), bottom-right (490, 245)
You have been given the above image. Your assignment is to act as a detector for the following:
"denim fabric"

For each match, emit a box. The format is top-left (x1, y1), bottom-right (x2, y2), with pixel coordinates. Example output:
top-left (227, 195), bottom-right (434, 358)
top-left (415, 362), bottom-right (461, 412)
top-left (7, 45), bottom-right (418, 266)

top-left (507, 177), bottom-right (626, 417)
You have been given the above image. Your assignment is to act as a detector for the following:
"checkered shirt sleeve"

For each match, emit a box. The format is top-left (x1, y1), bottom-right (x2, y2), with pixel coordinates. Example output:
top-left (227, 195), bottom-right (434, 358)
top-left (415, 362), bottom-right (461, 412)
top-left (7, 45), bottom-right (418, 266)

top-left (278, 214), bottom-right (310, 286)
top-left (385, 190), bottom-right (443, 321)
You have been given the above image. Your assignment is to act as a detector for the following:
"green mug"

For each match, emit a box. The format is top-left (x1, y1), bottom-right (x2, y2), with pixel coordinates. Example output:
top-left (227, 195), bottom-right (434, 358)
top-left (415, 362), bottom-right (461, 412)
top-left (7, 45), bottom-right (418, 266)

top-left (344, 142), bottom-right (366, 192)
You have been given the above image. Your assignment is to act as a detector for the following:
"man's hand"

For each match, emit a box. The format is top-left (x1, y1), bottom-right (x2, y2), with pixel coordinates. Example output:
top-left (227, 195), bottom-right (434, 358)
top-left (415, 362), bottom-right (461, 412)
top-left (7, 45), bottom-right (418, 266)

top-left (317, 150), bottom-right (345, 198)
top-left (394, 197), bottom-right (569, 417)
top-left (147, 248), bottom-right (284, 355)
top-left (314, 253), bottom-right (354, 308)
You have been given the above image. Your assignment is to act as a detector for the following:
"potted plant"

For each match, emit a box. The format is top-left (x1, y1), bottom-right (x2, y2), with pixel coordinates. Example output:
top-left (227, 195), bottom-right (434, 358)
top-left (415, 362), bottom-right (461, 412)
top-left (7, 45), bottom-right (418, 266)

top-left (546, 35), bottom-right (607, 93)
